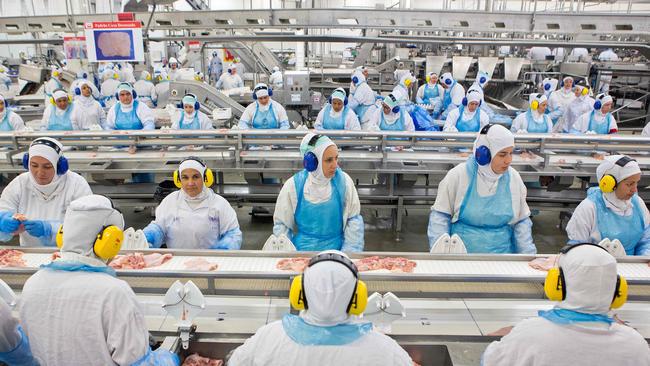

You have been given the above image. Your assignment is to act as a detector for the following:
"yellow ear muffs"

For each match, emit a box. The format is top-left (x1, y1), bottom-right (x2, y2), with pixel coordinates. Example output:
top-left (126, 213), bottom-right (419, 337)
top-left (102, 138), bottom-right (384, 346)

top-left (531, 100), bottom-right (539, 110)
top-left (347, 280), bottom-right (368, 316)
top-left (289, 275), bottom-right (306, 310)
top-left (203, 168), bottom-right (214, 188)
top-left (93, 225), bottom-right (124, 260)
top-left (404, 79), bottom-right (412, 87)
top-left (52, 71), bottom-right (60, 77)
top-left (146, 75), bottom-right (152, 81)
top-left (50, 97), bottom-right (56, 106)
top-left (56, 225), bottom-right (64, 248)
top-left (581, 87), bottom-right (589, 96)
top-left (173, 169), bottom-right (182, 189)
top-left (599, 174), bottom-right (617, 193)
top-left (113, 73), bottom-right (119, 80)
top-left (611, 275), bottom-right (628, 309)
top-left (425, 75), bottom-right (431, 83)
top-left (544, 267), bottom-right (565, 302)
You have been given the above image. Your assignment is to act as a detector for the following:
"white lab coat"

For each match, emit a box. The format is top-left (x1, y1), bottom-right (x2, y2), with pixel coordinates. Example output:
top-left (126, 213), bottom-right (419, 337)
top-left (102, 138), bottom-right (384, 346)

top-left (566, 194), bottom-right (650, 244)
top-left (560, 95), bottom-right (595, 133)
top-left (150, 190), bottom-right (239, 249)
top-left (72, 95), bottom-right (106, 129)
top-left (314, 106), bottom-right (361, 131)
top-left (274, 171), bottom-right (361, 237)
top-left (416, 83), bottom-right (444, 104)
top-left (573, 110), bottom-right (618, 134)
top-left (215, 73), bottom-right (244, 90)
top-left (511, 110), bottom-right (553, 133)
top-left (548, 88), bottom-right (576, 115)
top-left (105, 101), bottom-right (155, 130)
top-left (171, 110), bottom-right (214, 130)
top-left (238, 100), bottom-right (289, 129)
top-left (446, 83), bottom-right (466, 107)
top-left (442, 107), bottom-right (490, 132)
top-left (235, 62), bottom-right (246, 76)
top-left (482, 317), bottom-right (650, 366)
top-left (19, 269), bottom-right (150, 365)
top-left (100, 79), bottom-right (121, 108)
top-left (43, 77), bottom-right (63, 103)
top-left (359, 104), bottom-right (381, 129)
top-left (0, 110), bottom-right (25, 131)
top-left (154, 82), bottom-right (171, 107)
top-left (0, 172), bottom-right (92, 246)
top-left (365, 108), bottom-right (415, 132)
top-left (70, 79), bottom-right (100, 100)
top-left (269, 71), bottom-right (283, 88)
top-left (598, 50), bottom-right (620, 62)
top-left (0, 73), bottom-right (11, 94)
top-left (350, 82), bottom-right (376, 107)
top-left (168, 68), bottom-right (180, 81)
top-left (40, 104), bottom-right (81, 130)
top-left (133, 80), bottom-right (158, 108)
top-left (432, 162), bottom-right (530, 225)
top-left (228, 320), bottom-right (413, 366)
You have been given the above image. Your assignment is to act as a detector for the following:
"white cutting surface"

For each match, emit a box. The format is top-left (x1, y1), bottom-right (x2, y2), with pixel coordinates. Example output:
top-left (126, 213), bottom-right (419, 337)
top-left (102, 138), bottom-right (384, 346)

top-left (12, 253), bottom-right (650, 280)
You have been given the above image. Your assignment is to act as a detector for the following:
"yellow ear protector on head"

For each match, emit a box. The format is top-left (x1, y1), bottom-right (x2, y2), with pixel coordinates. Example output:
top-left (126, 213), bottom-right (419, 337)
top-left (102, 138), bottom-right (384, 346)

top-left (173, 157), bottom-right (214, 189)
top-left (581, 87), bottom-right (589, 96)
top-left (55, 199), bottom-right (125, 261)
top-left (531, 100), bottom-right (539, 110)
top-left (49, 89), bottom-right (73, 106)
top-left (426, 75), bottom-right (431, 83)
top-left (289, 252), bottom-right (368, 316)
top-left (544, 243), bottom-right (628, 309)
top-left (146, 74), bottom-right (152, 81)
top-left (404, 78), bottom-right (412, 87)
top-left (598, 156), bottom-right (636, 193)
top-left (52, 70), bottom-right (60, 78)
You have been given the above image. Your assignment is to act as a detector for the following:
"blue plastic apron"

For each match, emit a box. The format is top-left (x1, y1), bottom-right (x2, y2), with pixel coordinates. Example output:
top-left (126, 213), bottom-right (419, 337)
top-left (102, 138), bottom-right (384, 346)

top-left (587, 111), bottom-right (612, 134)
top-left (0, 111), bottom-right (13, 131)
top-left (455, 105), bottom-right (481, 132)
top-left (451, 158), bottom-right (515, 253)
top-left (442, 81), bottom-right (456, 110)
top-left (379, 111), bottom-right (405, 131)
top-left (179, 111), bottom-right (200, 129)
top-left (282, 314), bottom-right (373, 346)
top-left (47, 105), bottom-right (74, 131)
top-left (115, 100), bottom-right (144, 130)
top-left (322, 104), bottom-right (348, 130)
top-left (252, 102), bottom-right (279, 129)
top-left (539, 308), bottom-right (613, 325)
top-left (293, 168), bottom-right (346, 251)
top-left (423, 83), bottom-right (440, 100)
top-left (526, 110), bottom-right (550, 133)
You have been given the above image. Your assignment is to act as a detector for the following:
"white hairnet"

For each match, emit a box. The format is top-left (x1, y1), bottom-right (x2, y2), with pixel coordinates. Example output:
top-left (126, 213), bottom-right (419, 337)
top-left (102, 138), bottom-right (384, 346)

top-left (140, 71), bottom-right (151, 81)
top-left (562, 76), bottom-right (573, 84)
top-left (441, 72), bottom-right (454, 86)
top-left (473, 124), bottom-right (514, 157)
top-left (399, 73), bottom-right (414, 87)
top-left (272, 66), bottom-right (280, 72)
top-left (301, 250), bottom-right (358, 326)
top-left (253, 83), bottom-right (270, 98)
top-left (529, 93), bottom-right (548, 105)
top-left (102, 68), bottom-right (117, 81)
top-left (179, 159), bottom-right (206, 177)
top-left (61, 195), bottom-right (125, 262)
top-left (116, 83), bottom-right (134, 95)
top-left (466, 89), bottom-right (482, 104)
top-left (169, 57), bottom-right (178, 65)
top-left (595, 93), bottom-right (613, 106)
top-left (76, 70), bottom-right (88, 79)
top-left (52, 90), bottom-right (68, 101)
top-left (331, 88), bottom-right (346, 102)
top-left (476, 71), bottom-right (490, 88)
top-left (352, 70), bottom-right (366, 84)
top-left (557, 245), bottom-right (618, 314)
top-left (596, 155), bottom-right (640, 183)
top-left (29, 137), bottom-right (63, 173)
top-left (382, 93), bottom-right (399, 110)
top-left (299, 133), bottom-right (337, 199)
top-left (542, 78), bottom-right (558, 93)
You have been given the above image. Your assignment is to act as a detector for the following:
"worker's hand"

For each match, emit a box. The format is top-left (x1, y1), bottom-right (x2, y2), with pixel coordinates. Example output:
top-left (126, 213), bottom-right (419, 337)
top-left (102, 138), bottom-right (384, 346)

top-left (23, 220), bottom-right (49, 238)
top-left (0, 213), bottom-right (20, 233)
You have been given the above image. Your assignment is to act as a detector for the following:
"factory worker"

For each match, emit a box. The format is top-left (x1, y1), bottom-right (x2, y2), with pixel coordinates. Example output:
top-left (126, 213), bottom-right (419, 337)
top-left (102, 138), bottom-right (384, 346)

top-left (269, 65), bottom-right (283, 88)
top-left (208, 51), bottom-right (223, 86)
top-left (116, 62), bottom-right (136, 83)
top-left (105, 82), bottom-right (155, 130)
top-left (215, 65), bottom-right (244, 90)
top-left (366, 93), bottom-right (415, 132)
top-left (238, 83), bottom-right (290, 129)
top-left (0, 137), bottom-right (92, 247)
top-left (510, 93), bottom-right (552, 133)
top-left (482, 244), bottom-right (650, 366)
top-left (541, 78), bottom-right (563, 124)
top-left (440, 72), bottom-right (465, 119)
top-left (143, 158), bottom-right (241, 249)
top-left (416, 72), bottom-right (444, 115)
top-left (229, 250), bottom-right (413, 366)
top-left (528, 47), bottom-right (552, 61)
top-left (573, 93), bottom-right (618, 134)
top-left (133, 70), bottom-right (158, 108)
top-left (392, 73), bottom-right (415, 105)
top-left (171, 94), bottom-right (214, 130)
top-left (470, 71), bottom-right (513, 125)
top-left (19, 195), bottom-right (180, 366)
top-left (350, 66), bottom-right (369, 94)
top-left (71, 80), bottom-right (106, 129)
top-left (347, 69), bottom-right (375, 121)
top-left (99, 67), bottom-right (121, 108)
top-left (0, 95), bottom-right (25, 131)
top-left (559, 80), bottom-right (594, 133)
top-left (541, 78), bottom-right (558, 98)
top-left (598, 48), bottom-right (619, 62)
top-left (427, 124), bottom-right (536, 253)
top-left (442, 89), bottom-right (490, 132)
top-left (167, 57), bottom-right (180, 81)
top-left (314, 88), bottom-right (360, 131)
top-left (44, 66), bottom-right (64, 104)
top-left (393, 62), bottom-right (409, 83)
top-left (548, 76), bottom-right (576, 128)
top-left (234, 57), bottom-right (246, 75)
top-left (569, 47), bottom-right (590, 61)
top-left (566, 155), bottom-right (650, 255)
top-left (0, 297), bottom-right (38, 366)
top-left (154, 70), bottom-right (171, 106)
top-left (40, 89), bottom-right (78, 131)
top-left (0, 65), bottom-right (11, 94)
top-left (70, 69), bottom-right (99, 101)
top-left (273, 134), bottom-right (364, 252)
top-left (194, 71), bottom-right (205, 82)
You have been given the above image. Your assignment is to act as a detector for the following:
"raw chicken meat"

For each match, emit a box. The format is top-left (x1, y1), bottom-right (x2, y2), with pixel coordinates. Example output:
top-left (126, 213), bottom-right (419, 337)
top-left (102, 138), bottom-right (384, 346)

top-left (181, 354), bottom-right (223, 366)
top-left (355, 256), bottom-right (417, 273)
top-left (520, 151), bottom-right (536, 160)
top-left (592, 153), bottom-right (605, 161)
top-left (0, 249), bottom-right (27, 267)
top-left (12, 214), bottom-right (26, 234)
top-left (183, 258), bottom-right (218, 271)
top-left (276, 257), bottom-right (310, 272)
top-left (528, 256), bottom-right (557, 272)
top-left (51, 252), bottom-right (61, 261)
top-left (97, 31), bottom-right (132, 57)
top-left (109, 252), bottom-right (173, 269)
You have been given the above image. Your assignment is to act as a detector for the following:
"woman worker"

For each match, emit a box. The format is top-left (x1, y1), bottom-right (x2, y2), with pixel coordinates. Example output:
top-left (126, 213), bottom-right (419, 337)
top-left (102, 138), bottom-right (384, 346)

top-left (171, 94), bottom-right (214, 130)
top-left (273, 133), bottom-right (364, 252)
top-left (143, 157), bottom-right (242, 249)
top-left (314, 88), bottom-right (361, 131)
top-left (427, 124), bottom-right (537, 253)
top-left (510, 93), bottom-right (553, 133)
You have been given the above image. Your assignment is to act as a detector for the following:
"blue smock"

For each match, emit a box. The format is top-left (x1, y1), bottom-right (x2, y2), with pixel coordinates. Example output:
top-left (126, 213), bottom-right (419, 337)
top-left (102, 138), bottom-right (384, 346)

top-left (179, 111), bottom-right (200, 129)
top-left (379, 111), bottom-right (405, 131)
top-left (321, 104), bottom-right (349, 130)
top-left (282, 314), bottom-right (372, 346)
top-left (587, 186), bottom-right (645, 255)
top-left (455, 105), bottom-right (481, 132)
top-left (442, 82), bottom-right (456, 110)
top-left (47, 105), bottom-right (74, 131)
top-left (587, 111), bottom-right (613, 134)
top-left (252, 102), bottom-right (279, 129)
top-left (293, 168), bottom-right (346, 251)
top-left (41, 260), bottom-right (117, 276)
top-left (451, 158), bottom-right (515, 253)
top-left (539, 308), bottom-right (613, 325)
top-left (525, 110), bottom-right (551, 133)
top-left (423, 83), bottom-right (440, 100)
top-left (0, 110), bottom-right (13, 131)
top-left (115, 100), bottom-right (144, 130)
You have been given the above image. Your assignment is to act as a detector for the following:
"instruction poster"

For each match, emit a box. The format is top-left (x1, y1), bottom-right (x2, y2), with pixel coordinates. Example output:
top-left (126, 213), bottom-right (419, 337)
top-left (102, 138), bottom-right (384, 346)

top-left (84, 21), bottom-right (144, 62)
top-left (63, 36), bottom-right (87, 59)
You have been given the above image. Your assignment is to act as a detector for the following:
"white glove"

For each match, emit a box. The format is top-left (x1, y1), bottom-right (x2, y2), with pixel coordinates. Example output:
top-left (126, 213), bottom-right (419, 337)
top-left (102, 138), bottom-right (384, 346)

top-left (132, 229), bottom-right (150, 250)
top-left (598, 238), bottom-right (627, 257)
top-left (430, 233), bottom-right (451, 254)
top-left (89, 124), bottom-right (103, 131)
top-left (445, 126), bottom-right (459, 133)
top-left (262, 234), bottom-right (296, 251)
top-left (449, 234), bottom-right (468, 254)
top-left (296, 124), bottom-right (308, 131)
top-left (586, 130), bottom-right (597, 135)
top-left (230, 124), bottom-right (240, 130)
top-left (369, 124), bottom-right (380, 132)
top-left (119, 227), bottom-right (136, 250)
top-left (516, 129), bottom-right (527, 134)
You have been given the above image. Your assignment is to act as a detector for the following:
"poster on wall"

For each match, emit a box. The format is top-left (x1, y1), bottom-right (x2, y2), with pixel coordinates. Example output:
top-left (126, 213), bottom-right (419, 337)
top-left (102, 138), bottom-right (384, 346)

top-left (84, 21), bottom-right (145, 62)
top-left (63, 36), bottom-right (87, 59)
